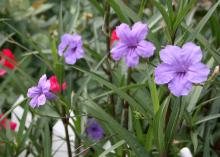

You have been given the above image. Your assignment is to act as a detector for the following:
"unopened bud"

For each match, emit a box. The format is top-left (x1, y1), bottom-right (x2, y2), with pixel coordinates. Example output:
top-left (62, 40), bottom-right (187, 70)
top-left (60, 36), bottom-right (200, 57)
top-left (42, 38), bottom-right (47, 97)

top-left (210, 65), bottom-right (219, 80)
top-left (173, 139), bottom-right (180, 144)
top-left (83, 12), bottom-right (93, 20)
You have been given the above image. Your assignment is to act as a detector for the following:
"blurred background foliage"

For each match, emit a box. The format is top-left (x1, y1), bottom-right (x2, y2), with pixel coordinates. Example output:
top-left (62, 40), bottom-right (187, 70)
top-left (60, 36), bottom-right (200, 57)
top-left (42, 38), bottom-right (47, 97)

top-left (0, 0), bottom-right (220, 157)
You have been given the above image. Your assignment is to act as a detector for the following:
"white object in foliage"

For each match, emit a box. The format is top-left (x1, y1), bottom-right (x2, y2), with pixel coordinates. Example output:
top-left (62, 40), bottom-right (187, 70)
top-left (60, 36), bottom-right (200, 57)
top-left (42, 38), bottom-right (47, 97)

top-left (179, 147), bottom-right (193, 157)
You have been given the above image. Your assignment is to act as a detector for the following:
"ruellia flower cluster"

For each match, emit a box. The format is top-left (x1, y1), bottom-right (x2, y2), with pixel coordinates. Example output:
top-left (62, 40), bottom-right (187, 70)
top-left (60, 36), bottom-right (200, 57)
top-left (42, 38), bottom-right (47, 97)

top-left (25, 21), bottom-right (210, 141)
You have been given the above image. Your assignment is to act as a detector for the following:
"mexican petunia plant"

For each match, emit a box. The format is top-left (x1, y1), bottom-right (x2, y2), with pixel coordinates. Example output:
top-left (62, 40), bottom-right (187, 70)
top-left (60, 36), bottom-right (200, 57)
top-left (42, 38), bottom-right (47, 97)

top-left (0, 1), bottom-right (220, 157)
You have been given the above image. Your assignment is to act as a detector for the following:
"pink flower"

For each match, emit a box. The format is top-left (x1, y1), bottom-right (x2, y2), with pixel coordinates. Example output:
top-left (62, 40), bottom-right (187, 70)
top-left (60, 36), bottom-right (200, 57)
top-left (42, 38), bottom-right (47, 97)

top-left (110, 29), bottom-right (119, 47)
top-left (0, 49), bottom-right (16, 76)
top-left (0, 114), bottom-right (17, 131)
top-left (49, 75), bottom-right (67, 93)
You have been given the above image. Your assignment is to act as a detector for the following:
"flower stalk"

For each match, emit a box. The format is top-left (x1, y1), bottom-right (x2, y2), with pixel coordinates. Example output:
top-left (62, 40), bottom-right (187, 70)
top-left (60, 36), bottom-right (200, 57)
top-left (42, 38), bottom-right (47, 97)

top-left (62, 117), bottom-right (72, 157)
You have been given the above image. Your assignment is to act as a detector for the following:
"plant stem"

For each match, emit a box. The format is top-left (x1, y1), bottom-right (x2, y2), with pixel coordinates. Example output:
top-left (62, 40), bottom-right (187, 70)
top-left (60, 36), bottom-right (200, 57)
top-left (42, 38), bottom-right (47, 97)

top-left (104, 0), bottom-right (115, 117)
top-left (122, 69), bottom-right (132, 157)
top-left (63, 117), bottom-right (72, 157)
top-left (123, 69), bottom-right (131, 128)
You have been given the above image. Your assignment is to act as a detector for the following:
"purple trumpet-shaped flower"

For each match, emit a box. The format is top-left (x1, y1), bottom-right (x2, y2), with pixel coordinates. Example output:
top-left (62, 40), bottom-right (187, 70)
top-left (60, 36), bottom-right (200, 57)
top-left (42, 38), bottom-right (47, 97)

top-left (85, 118), bottom-right (104, 141)
top-left (155, 42), bottom-right (210, 96)
top-left (110, 22), bottom-right (155, 67)
top-left (27, 74), bottom-right (56, 108)
top-left (58, 33), bottom-right (84, 65)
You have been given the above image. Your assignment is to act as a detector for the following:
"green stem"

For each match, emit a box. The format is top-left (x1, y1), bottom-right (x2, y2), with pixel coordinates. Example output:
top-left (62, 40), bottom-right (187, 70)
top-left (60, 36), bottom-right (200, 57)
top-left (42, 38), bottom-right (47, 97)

top-left (123, 68), bottom-right (132, 129)
top-left (104, 0), bottom-right (115, 117)
top-left (63, 117), bottom-right (72, 157)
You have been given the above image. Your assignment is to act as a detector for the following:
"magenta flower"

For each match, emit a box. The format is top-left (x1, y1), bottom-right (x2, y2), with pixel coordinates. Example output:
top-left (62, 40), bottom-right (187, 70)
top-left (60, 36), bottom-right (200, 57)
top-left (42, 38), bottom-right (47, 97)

top-left (86, 118), bottom-right (104, 141)
top-left (110, 22), bottom-right (155, 67)
top-left (58, 33), bottom-right (84, 65)
top-left (155, 42), bottom-right (210, 96)
top-left (27, 74), bottom-right (56, 108)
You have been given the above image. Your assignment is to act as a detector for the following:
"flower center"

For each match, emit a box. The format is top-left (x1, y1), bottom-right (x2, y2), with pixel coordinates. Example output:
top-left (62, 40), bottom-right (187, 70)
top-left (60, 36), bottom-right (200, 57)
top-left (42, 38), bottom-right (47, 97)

top-left (71, 46), bottom-right (77, 52)
top-left (176, 71), bottom-right (186, 77)
top-left (175, 63), bottom-right (189, 77)
top-left (128, 45), bottom-right (137, 49)
top-left (91, 127), bottom-right (98, 132)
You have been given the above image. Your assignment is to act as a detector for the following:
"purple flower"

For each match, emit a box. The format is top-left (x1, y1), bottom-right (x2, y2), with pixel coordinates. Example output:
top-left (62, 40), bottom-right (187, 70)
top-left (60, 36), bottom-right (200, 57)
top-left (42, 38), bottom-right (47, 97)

top-left (110, 22), bottom-right (155, 67)
top-left (155, 42), bottom-right (210, 96)
top-left (86, 118), bottom-right (104, 141)
top-left (58, 33), bottom-right (84, 65)
top-left (27, 74), bottom-right (56, 108)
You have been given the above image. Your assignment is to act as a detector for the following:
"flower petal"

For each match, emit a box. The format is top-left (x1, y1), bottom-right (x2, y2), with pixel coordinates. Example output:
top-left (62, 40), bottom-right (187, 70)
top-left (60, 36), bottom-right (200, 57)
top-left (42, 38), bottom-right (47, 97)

top-left (168, 74), bottom-right (192, 96)
top-left (38, 74), bottom-right (47, 87)
top-left (154, 63), bottom-right (175, 84)
top-left (29, 96), bottom-right (39, 108)
top-left (41, 80), bottom-right (50, 93)
top-left (10, 121), bottom-right (17, 131)
top-left (37, 94), bottom-right (46, 106)
top-left (182, 42), bottom-right (202, 64)
top-left (0, 69), bottom-right (6, 76)
top-left (72, 34), bottom-right (83, 45)
top-left (160, 45), bottom-right (182, 65)
top-left (187, 63), bottom-right (210, 83)
top-left (110, 42), bottom-right (127, 61)
top-left (58, 34), bottom-right (73, 56)
top-left (64, 50), bottom-right (77, 64)
top-left (116, 23), bottom-right (132, 43)
top-left (136, 40), bottom-right (155, 58)
top-left (27, 86), bottom-right (40, 98)
top-left (49, 76), bottom-right (60, 93)
top-left (75, 47), bottom-right (84, 59)
top-left (125, 50), bottom-right (139, 67)
top-left (45, 92), bottom-right (57, 100)
top-left (131, 22), bottom-right (148, 41)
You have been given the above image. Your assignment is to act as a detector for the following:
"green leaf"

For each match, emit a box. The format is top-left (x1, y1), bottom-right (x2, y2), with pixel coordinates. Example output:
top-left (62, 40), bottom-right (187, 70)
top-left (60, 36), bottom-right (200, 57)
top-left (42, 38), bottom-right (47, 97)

top-left (165, 98), bottom-right (181, 148)
top-left (92, 83), bottom-right (146, 100)
top-left (195, 114), bottom-right (220, 125)
top-left (72, 66), bottom-right (150, 118)
top-left (16, 105), bottom-right (28, 145)
top-left (43, 121), bottom-right (51, 157)
top-left (50, 38), bottom-right (58, 70)
top-left (173, 0), bottom-right (197, 31)
top-left (133, 116), bottom-right (144, 144)
top-left (59, 0), bottom-right (63, 35)
top-left (0, 98), bottom-right (27, 123)
top-left (145, 126), bottom-right (154, 151)
top-left (188, 0), bottom-right (220, 41)
top-left (190, 131), bottom-right (198, 153)
top-left (88, 0), bottom-right (104, 14)
top-left (0, 33), bottom-right (14, 47)
top-left (166, 0), bottom-right (174, 22)
top-left (146, 65), bottom-right (160, 114)
top-left (99, 140), bottom-right (125, 157)
top-left (71, 54), bottom-right (108, 109)
top-left (138, 0), bottom-right (147, 17)
top-left (108, 0), bottom-right (130, 24)
top-left (153, 95), bottom-right (171, 155)
top-left (187, 58), bottom-right (214, 112)
top-left (111, 0), bottom-right (140, 22)
top-left (151, 0), bottom-right (172, 42)
top-left (181, 25), bottom-right (220, 64)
